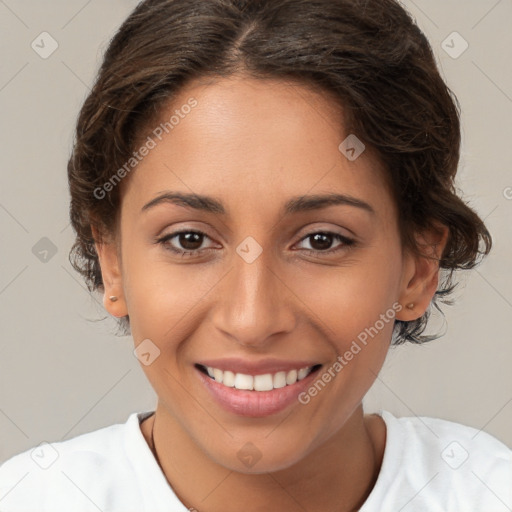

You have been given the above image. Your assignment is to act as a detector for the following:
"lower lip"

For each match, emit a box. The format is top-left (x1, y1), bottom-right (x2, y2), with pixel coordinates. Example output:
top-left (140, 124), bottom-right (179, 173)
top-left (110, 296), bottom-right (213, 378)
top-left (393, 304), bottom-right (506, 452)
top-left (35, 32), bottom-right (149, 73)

top-left (195, 366), bottom-right (321, 417)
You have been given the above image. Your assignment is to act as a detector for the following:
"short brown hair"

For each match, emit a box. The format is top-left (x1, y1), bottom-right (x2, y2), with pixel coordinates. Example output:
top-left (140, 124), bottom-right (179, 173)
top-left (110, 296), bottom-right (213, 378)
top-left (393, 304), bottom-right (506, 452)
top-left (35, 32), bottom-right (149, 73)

top-left (67, 0), bottom-right (491, 344)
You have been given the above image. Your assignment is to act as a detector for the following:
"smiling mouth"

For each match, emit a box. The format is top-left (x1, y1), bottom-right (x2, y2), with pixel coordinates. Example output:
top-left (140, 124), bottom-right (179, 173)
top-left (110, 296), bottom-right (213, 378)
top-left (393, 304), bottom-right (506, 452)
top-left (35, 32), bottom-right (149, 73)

top-left (195, 363), bottom-right (322, 392)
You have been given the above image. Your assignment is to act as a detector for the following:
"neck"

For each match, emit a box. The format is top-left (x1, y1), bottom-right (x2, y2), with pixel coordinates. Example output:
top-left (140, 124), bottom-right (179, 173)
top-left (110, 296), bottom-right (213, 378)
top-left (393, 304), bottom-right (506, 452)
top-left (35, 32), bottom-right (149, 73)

top-left (143, 403), bottom-right (385, 512)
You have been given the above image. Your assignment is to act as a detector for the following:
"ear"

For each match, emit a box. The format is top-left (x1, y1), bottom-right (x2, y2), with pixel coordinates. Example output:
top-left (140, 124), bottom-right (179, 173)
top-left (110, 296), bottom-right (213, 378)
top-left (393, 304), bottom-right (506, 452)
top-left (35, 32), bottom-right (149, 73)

top-left (395, 223), bottom-right (449, 321)
top-left (91, 224), bottom-right (128, 318)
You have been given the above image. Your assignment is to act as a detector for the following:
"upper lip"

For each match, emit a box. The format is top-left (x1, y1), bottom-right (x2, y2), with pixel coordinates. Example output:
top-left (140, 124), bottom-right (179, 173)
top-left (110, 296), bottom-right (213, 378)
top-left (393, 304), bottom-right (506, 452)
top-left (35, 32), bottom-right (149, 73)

top-left (196, 358), bottom-right (320, 375)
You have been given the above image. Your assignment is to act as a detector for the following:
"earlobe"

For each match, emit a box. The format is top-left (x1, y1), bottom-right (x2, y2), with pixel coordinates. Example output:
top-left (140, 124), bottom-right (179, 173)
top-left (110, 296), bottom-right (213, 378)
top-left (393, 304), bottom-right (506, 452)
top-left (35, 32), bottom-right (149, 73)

top-left (104, 293), bottom-right (128, 318)
top-left (91, 225), bottom-right (128, 318)
top-left (396, 224), bottom-right (449, 321)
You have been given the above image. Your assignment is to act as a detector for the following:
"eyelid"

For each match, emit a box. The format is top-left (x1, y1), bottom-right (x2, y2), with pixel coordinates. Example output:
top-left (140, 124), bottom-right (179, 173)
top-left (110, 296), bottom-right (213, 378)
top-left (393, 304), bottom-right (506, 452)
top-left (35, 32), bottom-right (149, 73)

top-left (156, 228), bottom-right (357, 261)
top-left (294, 230), bottom-right (355, 250)
top-left (157, 229), bottom-right (217, 247)
top-left (155, 212), bottom-right (363, 255)
top-left (295, 224), bottom-right (356, 242)
top-left (156, 222), bottom-right (219, 242)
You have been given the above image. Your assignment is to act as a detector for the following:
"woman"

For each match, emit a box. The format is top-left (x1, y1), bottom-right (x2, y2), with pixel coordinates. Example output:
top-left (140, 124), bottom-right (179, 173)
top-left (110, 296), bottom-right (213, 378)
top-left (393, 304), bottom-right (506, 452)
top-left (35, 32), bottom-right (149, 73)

top-left (1, 0), bottom-right (510, 510)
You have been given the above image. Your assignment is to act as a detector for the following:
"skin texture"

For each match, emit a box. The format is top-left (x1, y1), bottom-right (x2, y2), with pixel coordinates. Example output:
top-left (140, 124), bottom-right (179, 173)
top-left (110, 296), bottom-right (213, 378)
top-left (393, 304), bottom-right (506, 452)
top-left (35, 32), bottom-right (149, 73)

top-left (94, 75), bottom-right (447, 512)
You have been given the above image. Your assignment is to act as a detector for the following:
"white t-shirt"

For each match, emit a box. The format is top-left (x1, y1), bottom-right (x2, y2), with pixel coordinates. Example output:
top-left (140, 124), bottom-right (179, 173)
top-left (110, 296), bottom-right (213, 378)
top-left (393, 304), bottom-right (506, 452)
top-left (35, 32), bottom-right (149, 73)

top-left (0, 410), bottom-right (511, 511)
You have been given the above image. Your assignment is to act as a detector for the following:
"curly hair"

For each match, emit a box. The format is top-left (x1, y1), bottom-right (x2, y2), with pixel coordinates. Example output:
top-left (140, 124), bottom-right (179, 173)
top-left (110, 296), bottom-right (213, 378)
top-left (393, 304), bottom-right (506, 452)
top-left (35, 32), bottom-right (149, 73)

top-left (67, 0), bottom-right (491, 344)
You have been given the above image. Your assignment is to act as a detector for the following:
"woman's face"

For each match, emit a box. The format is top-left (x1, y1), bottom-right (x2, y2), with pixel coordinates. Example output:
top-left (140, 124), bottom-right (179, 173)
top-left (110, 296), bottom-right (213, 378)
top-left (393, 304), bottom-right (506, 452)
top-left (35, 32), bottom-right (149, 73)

top-left (100, 75), bottom-right (431, 472)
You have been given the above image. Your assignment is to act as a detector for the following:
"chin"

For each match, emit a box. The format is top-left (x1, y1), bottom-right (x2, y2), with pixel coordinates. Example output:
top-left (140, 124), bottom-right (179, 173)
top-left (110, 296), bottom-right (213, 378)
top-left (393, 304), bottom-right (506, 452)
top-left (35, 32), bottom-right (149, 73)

top-left (204, 437), bottom-right (314, 474)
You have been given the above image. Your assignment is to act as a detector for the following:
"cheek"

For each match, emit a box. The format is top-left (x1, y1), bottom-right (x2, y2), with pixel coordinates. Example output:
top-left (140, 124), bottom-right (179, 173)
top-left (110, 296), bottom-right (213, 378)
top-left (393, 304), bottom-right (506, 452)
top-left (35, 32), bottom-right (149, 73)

top-left (123, 221), bottom-right (403, 352)
top-left (291, 247), bottom-right (403, 347)
top-left (121, 242), bottom-right (216, 348)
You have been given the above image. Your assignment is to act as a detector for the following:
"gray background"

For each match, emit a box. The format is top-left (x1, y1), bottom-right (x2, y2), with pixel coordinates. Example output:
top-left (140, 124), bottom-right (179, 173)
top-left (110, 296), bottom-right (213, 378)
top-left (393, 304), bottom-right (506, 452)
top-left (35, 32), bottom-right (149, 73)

top-left (0, 0), bottom-right (511, 464)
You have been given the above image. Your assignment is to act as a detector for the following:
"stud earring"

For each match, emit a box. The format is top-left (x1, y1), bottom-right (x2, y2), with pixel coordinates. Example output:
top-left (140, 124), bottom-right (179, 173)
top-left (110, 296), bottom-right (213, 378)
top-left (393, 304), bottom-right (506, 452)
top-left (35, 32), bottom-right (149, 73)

top-left (406, 303), bottom-right (415, 310)
top-left (109, 296), bottom-right (119, 302)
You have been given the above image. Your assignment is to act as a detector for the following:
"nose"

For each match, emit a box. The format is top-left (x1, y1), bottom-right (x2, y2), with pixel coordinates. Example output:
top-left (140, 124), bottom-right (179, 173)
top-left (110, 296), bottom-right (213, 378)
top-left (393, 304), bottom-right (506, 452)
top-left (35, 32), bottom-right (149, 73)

top-left (210, 246), bottom-right (297, 349)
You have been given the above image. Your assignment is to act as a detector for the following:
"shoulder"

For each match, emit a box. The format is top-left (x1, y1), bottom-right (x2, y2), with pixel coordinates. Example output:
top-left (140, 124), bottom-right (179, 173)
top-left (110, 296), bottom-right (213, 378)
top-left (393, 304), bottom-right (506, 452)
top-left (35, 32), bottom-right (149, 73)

top-left (0, 416), bottom-right (127, 476)
top-left (363, 411), bottom-right (512, 512)
top-left (0, 412), bottom-right (149, 511)
top-left (390, 411), bottom-right (512, 470)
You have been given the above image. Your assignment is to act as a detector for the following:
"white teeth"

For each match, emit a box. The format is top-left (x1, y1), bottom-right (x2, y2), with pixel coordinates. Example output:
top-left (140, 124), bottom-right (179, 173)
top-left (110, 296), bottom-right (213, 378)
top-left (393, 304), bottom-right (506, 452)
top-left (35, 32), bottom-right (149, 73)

top-left (297, 367), bottom-right (310, 380)
top-left (234, 373), bottom-right (253, 390)
top-left (273, 371), bottom-right (287, 389)
top-left (213, 368), bottom-right (223, 383)
top-left (222, 370), bottom-right (235, 387)
top-left (286, 369), bottom-right (298, 385)
top-left (254, 374), bottom-right (274, 391)
top-left (203, 365), bottom-right (316, 391)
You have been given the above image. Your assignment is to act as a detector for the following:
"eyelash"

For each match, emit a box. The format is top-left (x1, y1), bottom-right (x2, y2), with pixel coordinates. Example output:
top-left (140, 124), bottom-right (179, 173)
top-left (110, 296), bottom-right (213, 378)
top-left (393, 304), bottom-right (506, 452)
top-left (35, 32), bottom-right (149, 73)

top-left (155, 229), bottom-right (356, 258)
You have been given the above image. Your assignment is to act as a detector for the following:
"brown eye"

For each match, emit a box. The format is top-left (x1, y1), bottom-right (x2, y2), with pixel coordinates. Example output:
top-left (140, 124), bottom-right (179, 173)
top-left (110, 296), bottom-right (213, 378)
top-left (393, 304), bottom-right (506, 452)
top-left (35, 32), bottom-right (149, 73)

top-left (308, 233), bottom-right (335, 251)
top-left (296, 231), bottom-right (355, 255)
top-left (176, 232), bottom-right (204, 251)
top-left (157, 230), bottom-right (214, 257)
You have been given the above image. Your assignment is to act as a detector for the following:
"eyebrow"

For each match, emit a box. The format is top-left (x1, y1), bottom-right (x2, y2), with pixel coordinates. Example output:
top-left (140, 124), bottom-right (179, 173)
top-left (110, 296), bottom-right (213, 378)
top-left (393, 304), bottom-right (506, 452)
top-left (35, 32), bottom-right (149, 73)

top-left (141, 191), bottom-right (375, 216)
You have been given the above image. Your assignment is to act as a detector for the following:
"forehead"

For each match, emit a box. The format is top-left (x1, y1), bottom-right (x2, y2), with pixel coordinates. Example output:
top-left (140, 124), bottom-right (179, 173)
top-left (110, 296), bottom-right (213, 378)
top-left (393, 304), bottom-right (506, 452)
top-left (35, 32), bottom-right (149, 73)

top-left (123, 75), bottom-right (394, 220)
